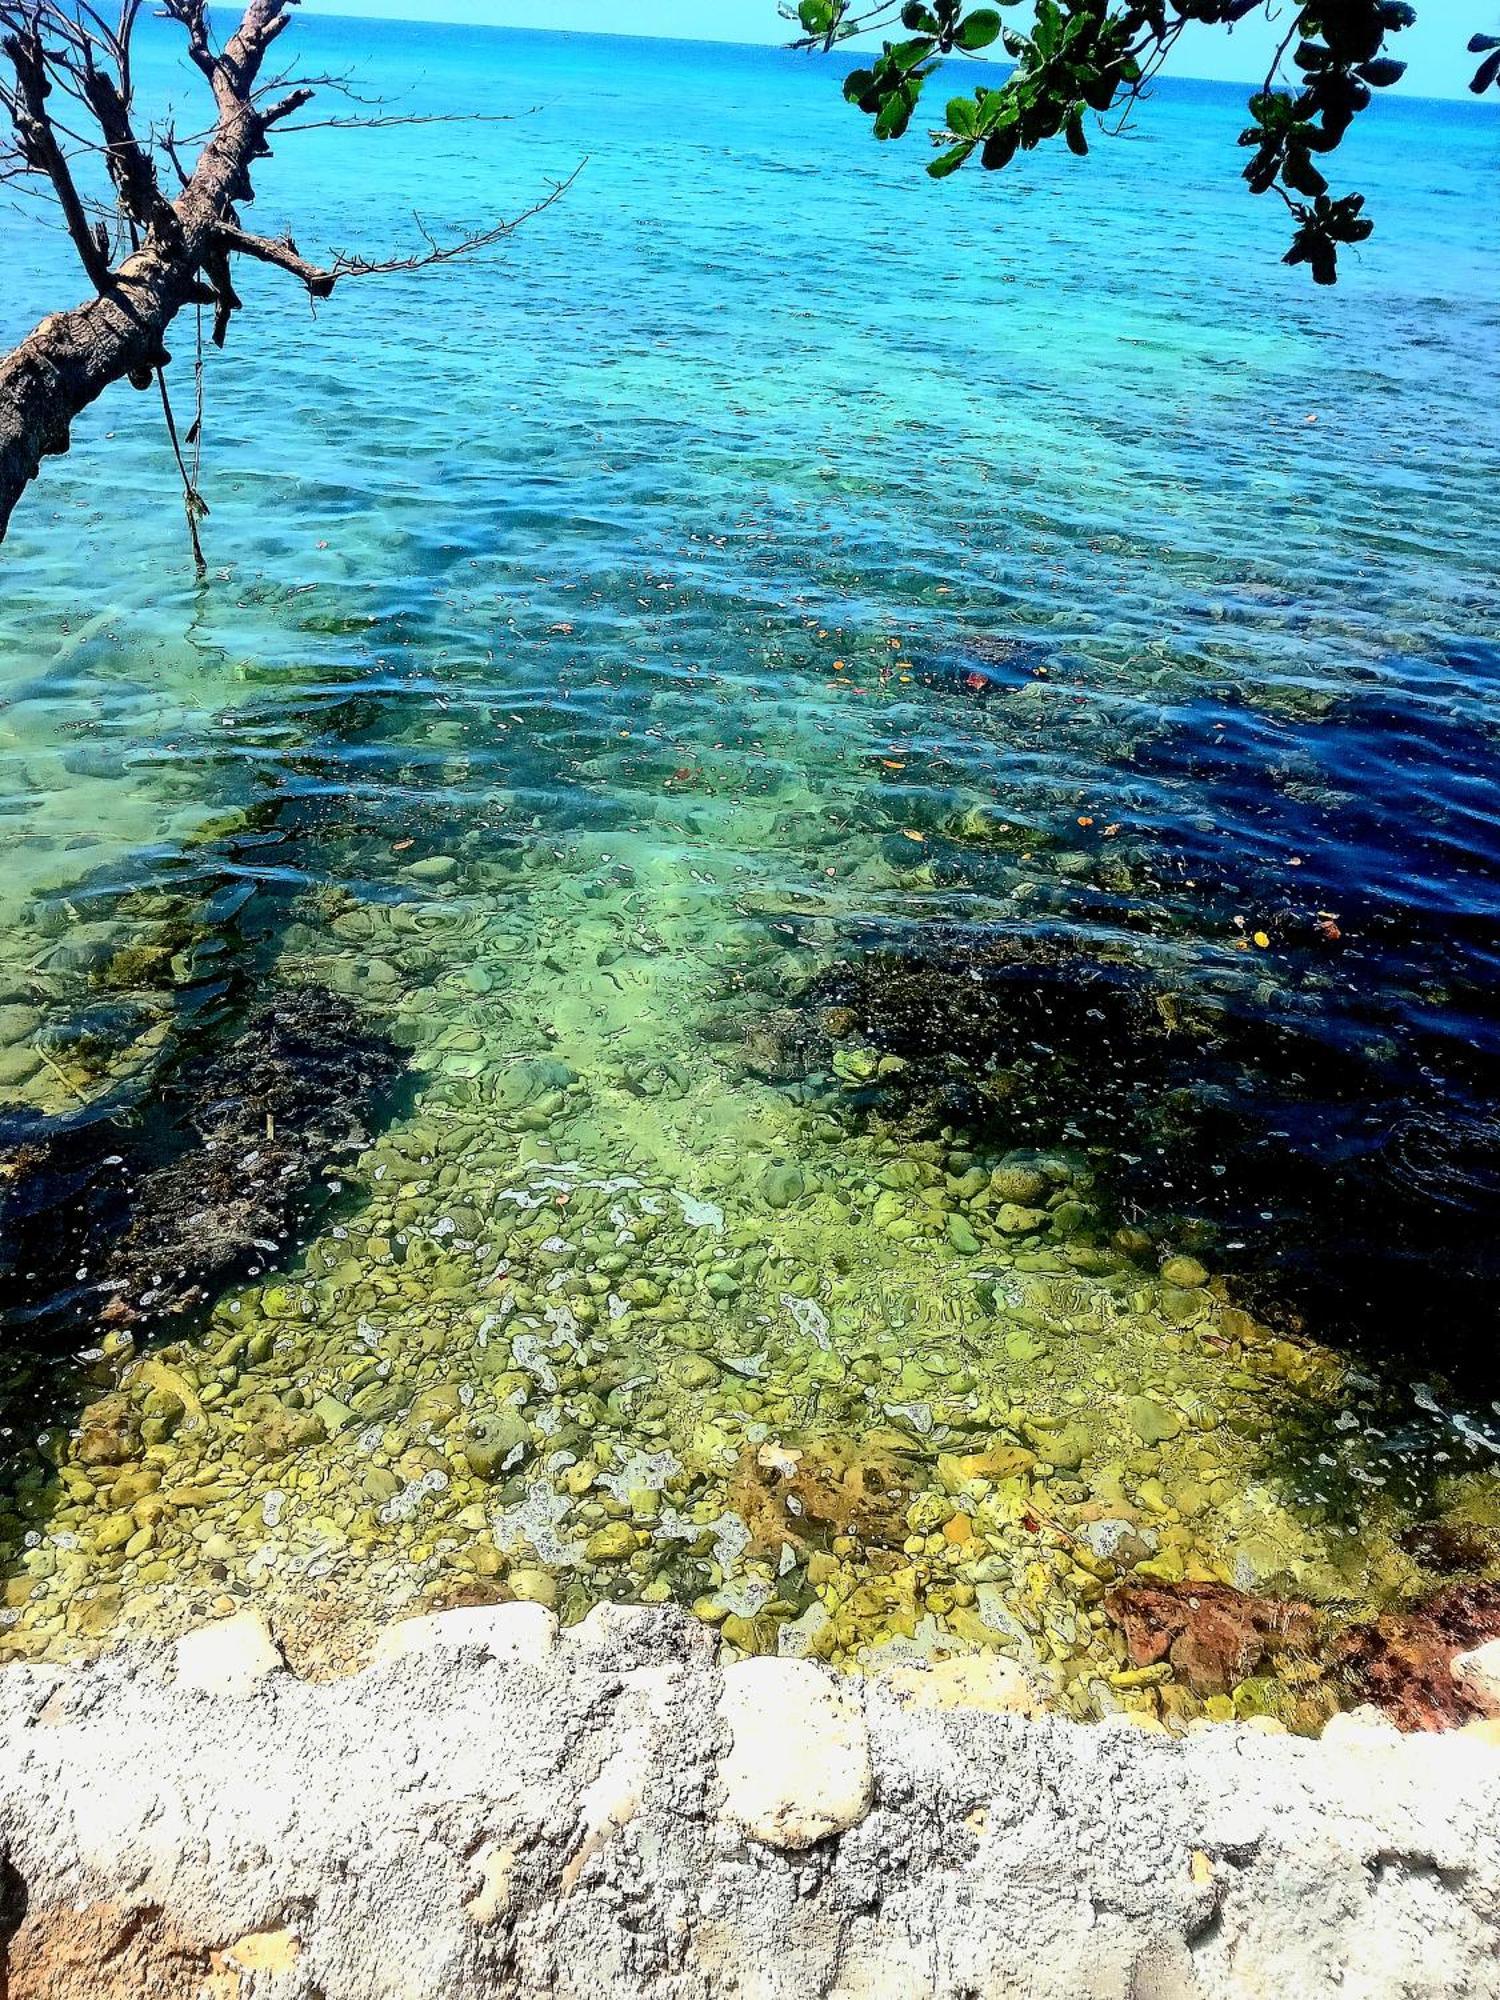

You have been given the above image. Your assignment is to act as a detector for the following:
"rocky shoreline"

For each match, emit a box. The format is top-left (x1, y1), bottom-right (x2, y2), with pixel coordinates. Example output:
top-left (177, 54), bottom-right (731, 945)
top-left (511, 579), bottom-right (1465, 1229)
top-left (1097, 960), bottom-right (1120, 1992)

top-left (2, 1603), bottom-right (1499, 1998)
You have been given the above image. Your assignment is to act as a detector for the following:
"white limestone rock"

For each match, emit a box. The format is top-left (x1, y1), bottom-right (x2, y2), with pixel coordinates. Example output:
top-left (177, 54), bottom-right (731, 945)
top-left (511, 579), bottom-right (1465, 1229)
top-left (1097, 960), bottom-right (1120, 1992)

top-left (1321, 1702), bottom-right (1403, 1747)
top-left (717, 1657), bottom-right (873, 1851)
top-left (174, 1610), bottom-right (284, 1697)
top-left (878, 1653), bottom-right (1039, 1716)
top-left (375, 1602), bottom-right (558, 1667)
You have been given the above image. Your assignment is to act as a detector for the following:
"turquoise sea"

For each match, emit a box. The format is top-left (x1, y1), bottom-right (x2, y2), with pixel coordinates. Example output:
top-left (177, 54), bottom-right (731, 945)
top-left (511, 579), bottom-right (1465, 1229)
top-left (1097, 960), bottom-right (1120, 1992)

top-left (0, 20), bottom-right (1497, 1720)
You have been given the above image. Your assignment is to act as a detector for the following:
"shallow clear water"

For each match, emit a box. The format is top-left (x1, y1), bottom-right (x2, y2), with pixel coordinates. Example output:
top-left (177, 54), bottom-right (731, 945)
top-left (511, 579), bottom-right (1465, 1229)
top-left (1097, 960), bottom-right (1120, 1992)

top-left (0, 22), bottom-right (1497, 1721)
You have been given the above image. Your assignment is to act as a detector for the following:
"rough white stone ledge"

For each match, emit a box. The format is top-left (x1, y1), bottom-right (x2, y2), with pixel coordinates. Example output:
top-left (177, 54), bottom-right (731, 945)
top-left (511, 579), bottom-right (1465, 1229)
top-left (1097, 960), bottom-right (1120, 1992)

top-left (0, 1604), bottom-right (1497, 1999)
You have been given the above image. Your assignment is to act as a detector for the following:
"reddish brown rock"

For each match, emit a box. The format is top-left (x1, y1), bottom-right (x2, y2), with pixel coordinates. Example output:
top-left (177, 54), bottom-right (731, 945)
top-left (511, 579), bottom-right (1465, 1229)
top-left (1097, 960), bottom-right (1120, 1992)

top-left (1105, 1580), bottom-right (1317, 1695)
top-left (2, 1895), bottom-right (303, 1999)
top-left (1334, 1580), bottom-right (1500, 1732)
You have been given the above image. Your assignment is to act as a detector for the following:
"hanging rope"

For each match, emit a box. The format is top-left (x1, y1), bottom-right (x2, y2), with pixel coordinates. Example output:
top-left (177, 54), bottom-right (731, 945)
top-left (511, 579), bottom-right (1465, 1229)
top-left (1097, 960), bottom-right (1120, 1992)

top-left (156, 302), bottom-right (209, 577)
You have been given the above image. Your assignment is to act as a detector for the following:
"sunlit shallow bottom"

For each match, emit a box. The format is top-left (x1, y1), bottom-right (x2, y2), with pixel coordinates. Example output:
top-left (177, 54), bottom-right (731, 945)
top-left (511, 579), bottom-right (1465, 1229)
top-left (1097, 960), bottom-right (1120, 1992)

top-left (2, 801), bottom-right (1496, 1733)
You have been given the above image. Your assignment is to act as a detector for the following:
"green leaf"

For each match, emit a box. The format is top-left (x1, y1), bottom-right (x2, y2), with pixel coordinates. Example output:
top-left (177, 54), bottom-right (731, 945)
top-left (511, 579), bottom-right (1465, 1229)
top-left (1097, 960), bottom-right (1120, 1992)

top-left (843, 66), bottom-right (875, 104)
top-left (798, 0), bottom-right (834, 34)
top-left (875, 80), bottom-right (921, 138)
top-left (946, 93), bottom-right (980, 135)
top-left (1065, 106), bottom-right (1088, 155)
top-left (980, 125), bottom-right (1019, 169)
top-left (902, 1), bottom-right (941, 28)
top-left (1357, 57), bottom-right (1406, 87)
top-left (954, 7), bottom-right (1003, 50)
top-left (928, 139), bottom-right (977, 176)
top-left (1282, 146), bottom-right (1327, 197)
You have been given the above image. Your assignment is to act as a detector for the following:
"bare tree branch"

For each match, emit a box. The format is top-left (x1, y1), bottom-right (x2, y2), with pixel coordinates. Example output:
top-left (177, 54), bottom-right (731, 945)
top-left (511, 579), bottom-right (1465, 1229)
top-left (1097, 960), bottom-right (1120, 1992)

top-left (212, 164), bottom-right (580, 305)
top-left (2, 20), bottom-right (111, 285)
top-left (0, 0), bottom-right (578, 546)
top-left (211, 216), bottom-right (334, 295)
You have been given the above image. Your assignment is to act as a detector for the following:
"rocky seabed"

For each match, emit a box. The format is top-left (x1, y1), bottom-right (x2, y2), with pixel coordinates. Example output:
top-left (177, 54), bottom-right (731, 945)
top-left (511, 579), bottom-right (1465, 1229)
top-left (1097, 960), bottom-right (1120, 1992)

top-left (2, 1603), bottom-right (1500, 1999)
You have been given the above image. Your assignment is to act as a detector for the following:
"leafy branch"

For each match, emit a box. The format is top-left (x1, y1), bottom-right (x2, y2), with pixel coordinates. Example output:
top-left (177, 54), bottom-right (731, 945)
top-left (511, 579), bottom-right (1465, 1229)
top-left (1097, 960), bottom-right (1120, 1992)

top-left (787, 0), bottom-right (1500, 284)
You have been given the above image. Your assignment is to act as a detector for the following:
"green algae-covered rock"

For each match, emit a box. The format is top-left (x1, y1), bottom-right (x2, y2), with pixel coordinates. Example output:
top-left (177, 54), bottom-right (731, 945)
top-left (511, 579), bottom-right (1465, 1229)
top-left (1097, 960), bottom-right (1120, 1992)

top-left (1126, 1397), bottom-right (1182, 1446)
top-left (464, 1408), bottom-right (532, 1480)
top-left (1161, 1255), bottom-right (1209, 1289)
top-left (946, 1214), bottom-right (981, 1256)
top-left (761, 1164), bottom-right (806, 1210)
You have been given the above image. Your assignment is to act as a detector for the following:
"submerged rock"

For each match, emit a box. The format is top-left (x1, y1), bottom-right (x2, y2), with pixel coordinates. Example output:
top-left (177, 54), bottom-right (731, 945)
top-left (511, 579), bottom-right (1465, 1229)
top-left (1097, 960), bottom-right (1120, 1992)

top-left (1335, 1581), bottom-right (1500, 1731)
top-left (1106, 1580), bottom-right (1317, 1696)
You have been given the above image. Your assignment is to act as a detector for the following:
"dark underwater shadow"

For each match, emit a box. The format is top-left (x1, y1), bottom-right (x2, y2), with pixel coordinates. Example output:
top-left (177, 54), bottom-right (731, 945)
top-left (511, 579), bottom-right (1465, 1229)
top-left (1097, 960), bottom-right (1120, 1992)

top-left (0, 970), bottom-right (411, 1641)
top-left (770, 642), bottom-right (1500, 1406)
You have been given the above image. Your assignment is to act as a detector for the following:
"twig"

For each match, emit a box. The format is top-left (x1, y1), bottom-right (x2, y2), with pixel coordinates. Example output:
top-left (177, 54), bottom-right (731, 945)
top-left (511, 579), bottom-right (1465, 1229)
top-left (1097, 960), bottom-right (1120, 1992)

top-left (155, 362), bottom-right (208, 574)
top-left (34, 1042), bottom-right (90, 1105)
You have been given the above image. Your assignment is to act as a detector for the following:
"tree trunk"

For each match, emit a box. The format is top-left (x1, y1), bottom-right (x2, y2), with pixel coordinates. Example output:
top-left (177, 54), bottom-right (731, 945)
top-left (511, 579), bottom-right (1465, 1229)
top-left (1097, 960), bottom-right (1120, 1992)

top-left (0, 251), bottom-right (193, 539)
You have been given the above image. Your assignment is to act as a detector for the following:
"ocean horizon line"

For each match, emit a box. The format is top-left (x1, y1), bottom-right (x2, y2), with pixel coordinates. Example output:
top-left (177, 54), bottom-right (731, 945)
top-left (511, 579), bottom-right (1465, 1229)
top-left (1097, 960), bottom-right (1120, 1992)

top-left (279, 5), bottom-right (1493, 108)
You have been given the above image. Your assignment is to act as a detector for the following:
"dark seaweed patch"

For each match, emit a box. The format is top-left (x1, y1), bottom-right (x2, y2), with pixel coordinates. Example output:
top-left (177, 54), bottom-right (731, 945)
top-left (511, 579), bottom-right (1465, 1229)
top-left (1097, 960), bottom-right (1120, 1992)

top-left (0, 986), bottom-right (404, 1340)
top-left (787, 922), bottom-right (1500, 1395)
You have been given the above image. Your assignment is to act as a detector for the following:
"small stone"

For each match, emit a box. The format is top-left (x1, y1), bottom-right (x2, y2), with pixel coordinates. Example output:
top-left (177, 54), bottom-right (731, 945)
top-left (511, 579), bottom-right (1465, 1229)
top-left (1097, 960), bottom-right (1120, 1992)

top-left (1161, 1255), bottom-right (1209, 1289)
top-left (997, 1203), bottom-right (1047, 1235)
top-left (110, 1467), bottom-right (161, 1508)
top-left (464, 1408), bottom-right (532, 1480)
top-left (175, 1611), bottom-right (285, 1697)
top-left (1114, 1226), bottom-right (1155, 1260)
top-left (507, 1569), bottom-right (558, 1609)
top-left (718, 1658), bottom-right (873, 1851)
top-left (1127, 1397), bottom-right (1182, 1446)
top-left (375, 1603), bottom-right (558, 1667)
top-left (0, 1003), bottom-right (42, 1044)
top-left (761, 1164), bottom-right (805, 1210)
top-left (670, 1355), bottom-right (719, 1391)
top-left (1451, 1638), bottom-right (1500, 1717)
top-left (411, 1384), bottom-right (464, 1427)
top-left (75, 1395), bottom-right (141, 1467)
top-left (990, 1162), bottom-right (1047, 1206)
top-left (586, 1523), bottom-right (637, 1563)
top-left (0, 1046), bottom-right (40, 1086)
top-left (946, 1214), bottom-right (981, 1256)
top-left (1115, 1712), bottom-right (1171, 1735)
top-left (937, 1445), bottom-right (1035, 1492)
top-left (95, 1513), bottom-right (136, 1552)
top-left (407, 854), bottom-right (458, 882)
